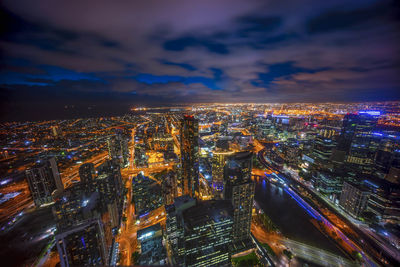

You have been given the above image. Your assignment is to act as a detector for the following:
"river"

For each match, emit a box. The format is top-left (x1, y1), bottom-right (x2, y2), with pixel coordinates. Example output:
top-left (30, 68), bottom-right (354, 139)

top-left (254, 179), bottom-right (347, 257)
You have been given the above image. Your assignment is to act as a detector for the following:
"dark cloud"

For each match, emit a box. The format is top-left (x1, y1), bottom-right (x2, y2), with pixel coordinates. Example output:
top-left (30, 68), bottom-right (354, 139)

top-left (163, 36), bottom-right (229, 54)
top-left (160, 60), bottom-right (197, 71)
top-left (0, 0), bottom-right (399, 121)
top-left (307, 1), bottom-right (395, 34)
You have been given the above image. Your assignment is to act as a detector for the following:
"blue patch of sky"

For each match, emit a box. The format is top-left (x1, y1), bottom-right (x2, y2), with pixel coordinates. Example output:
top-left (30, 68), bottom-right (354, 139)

top-left (134, 73), bottom-right (221, 90)
top-left (0, 64), bottom-right (101, 86)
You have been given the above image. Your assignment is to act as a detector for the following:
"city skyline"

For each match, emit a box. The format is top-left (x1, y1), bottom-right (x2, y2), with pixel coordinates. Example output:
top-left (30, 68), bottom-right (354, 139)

top-left (1, 0), bottom-right (400, 121)
top-left (1, 1), bottom-right (400, 267)
top-left (1, 104), bottom-right (400, 266)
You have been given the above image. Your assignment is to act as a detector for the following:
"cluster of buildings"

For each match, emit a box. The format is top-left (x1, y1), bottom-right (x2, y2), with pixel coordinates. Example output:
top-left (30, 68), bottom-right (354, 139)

top-left (161, 115), bottom-right (256, 266)
top-left (130, 114), bottom-right (258, 266)
top-left (251, 109), bottom-right (400, 225)
top-left (17, 102), bottom-right (400, 266)
top-left (25, 156), bottom-right (124, 266)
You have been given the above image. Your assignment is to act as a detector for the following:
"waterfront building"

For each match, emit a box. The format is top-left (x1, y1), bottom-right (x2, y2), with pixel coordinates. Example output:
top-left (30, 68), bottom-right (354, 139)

top-left (366, 179), bottom-right (400, 223)
top-left (339, 181), bottom-right (371, 218)
top-left (223, 151), bottom-right (254, 251)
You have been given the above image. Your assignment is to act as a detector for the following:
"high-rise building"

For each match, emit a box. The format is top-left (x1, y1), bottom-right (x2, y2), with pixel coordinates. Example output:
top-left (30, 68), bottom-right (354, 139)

top-left (180, 115), bottom-right (199, 198)
top-left (108, 134), bottom-right (130, 168)
top-left (137, 223), bottom-right (167, 265)
top-left (53, 161), bottom-right (123, 267)
top-left (132, 173), bottom-right (163, 216)
top-left (309, 127), bottom-right (338, 168)
top-left (339, 181), bottom-right (371, 218)
top-left (211, 150), bottom-right (234, 197)
top-left (165, 196), bottom-right (196, 266)
top-left (134, 143), bottom-right (148, 168)
top-left (334, 112), bottom-right (379, 173)
top-left (366, 179), bottom-right (400, 224)
top-left (162, 171), bottom-right (178, 205)
top-left (26, 157), bottom-right (64, 207)
top-left (374, 138), bottom-right (400, 183)
top-left (223, 151), bottom-right (255, 250)
top-left (182, 200), bottom-right (233, 267)
top-left (336, 112), bottom-right (378, 153)
top-left (56, 218), bottom-right (108, 267)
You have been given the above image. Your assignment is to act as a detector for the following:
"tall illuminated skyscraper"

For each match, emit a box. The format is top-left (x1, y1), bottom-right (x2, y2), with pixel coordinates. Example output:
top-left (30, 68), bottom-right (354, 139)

top-left (212, 150), bottom-right (234, 197)
top-left (223, 151), bottom-right (254, 250)
top-left (182, 200), bottom-right (233, 267)
top-left (180, 115), bottom-right (199, 197)
top-left (107, 134), bottom-right (129, 168)
top-left (26, 157), bottom-right (64, 207)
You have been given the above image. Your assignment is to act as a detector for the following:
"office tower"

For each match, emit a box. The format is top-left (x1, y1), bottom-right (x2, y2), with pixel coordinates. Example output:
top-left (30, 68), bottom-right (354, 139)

top-left (53, 187), bottom-right (111, 267)
top-left (309, 127), bottom-right (338, 168)
top-left (336, 112), bottom-right (378, 153)
top-left (339, 181), bottom-right (371, 218)
top-left (56, 219), bottom-right (108, 267)
top-left (182, 200), bottom-right (233, 267)
top-left (367, 181), bottom-right (400, 223)
top-left (374, 138), bottom-right (400, 183)
top-left (53, 164), bottom-right (122, 267)
top-left (132, 173), bottom-right (163, 216)
top-left (165, 196), bottom-right (196, 266)
top-left (134, 143), bottom-right (148, 168)
top-left (53, 185), bottom-right (101, 231)
top-left (180, 115), bottom-right (199, 197)
top-left (79, 163), bottom-right (95, 183)
top-left (211, 150), bottom-right (234, 196)
top-left (314, 171), bottom-right (343, 202)
top-left (334, 112), bottom-right (379, 172)
top-left (137, 223), bottom-right (167, 265)
top-left (162, 171), bottom-right (178, 205)
top-left (26, 157), bottom-right (64, 207)
top-left (107, 134), bottom-right (129, 168)
top-left (223, 151), bottom-right (255, 250)
top-left (165, 196), bottom-right (196, 265)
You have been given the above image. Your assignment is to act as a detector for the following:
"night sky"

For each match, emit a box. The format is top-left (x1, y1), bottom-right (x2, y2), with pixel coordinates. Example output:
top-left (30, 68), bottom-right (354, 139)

top-left (1, 0), bottom-right (399, 121)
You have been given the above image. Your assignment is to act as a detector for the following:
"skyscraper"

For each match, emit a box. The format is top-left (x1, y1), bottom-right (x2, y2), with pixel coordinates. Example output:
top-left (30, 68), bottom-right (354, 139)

top-left (53, 161), bottom-right (123, 267)
top-left (336, 112), bottom-right (378, 153)
top-left (310, 127), bottom-right (338, 167)
top-left (334, 111), bottom-right (380, 173)
top-left (339, 181), bottom-right (371, 218)
top-left (165, 195), bottom-right (196, 266)
top-left (56, 218), bottom-right (108, 267)
top-left (107, 134), bottom-right (130, 168)
top-left (223, 151), bottom-right (255, 250)
top-left (180, 115), bottom-right (199, 198)
top-left (26, 157), bottom-right (64, 207)
top-left (182, 200), bottom-right (233, 267)
top-left (211, 150), bottom-right (234, 197)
